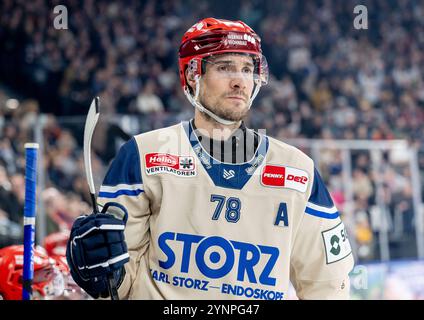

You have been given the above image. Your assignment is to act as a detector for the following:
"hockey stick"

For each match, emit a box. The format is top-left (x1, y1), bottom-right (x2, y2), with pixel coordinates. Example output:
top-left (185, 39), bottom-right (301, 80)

top-left (84, 97), bottom-right (119, 300)
top-left (22, 143), bottom-right (39, 300)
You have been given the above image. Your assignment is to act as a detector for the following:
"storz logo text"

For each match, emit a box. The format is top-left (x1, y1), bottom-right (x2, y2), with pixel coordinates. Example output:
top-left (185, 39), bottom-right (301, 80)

top-left (158, 232), bottom-right (279, 286)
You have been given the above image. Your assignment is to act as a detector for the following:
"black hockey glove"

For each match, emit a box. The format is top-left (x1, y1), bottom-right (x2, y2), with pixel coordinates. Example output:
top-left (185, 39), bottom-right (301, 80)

top-left (66, 202), bottom-right (129, 298)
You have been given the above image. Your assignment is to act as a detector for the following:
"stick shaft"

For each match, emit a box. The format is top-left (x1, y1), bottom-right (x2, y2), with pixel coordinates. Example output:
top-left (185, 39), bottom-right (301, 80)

top-left (22, 143), bottom-right (39, 300)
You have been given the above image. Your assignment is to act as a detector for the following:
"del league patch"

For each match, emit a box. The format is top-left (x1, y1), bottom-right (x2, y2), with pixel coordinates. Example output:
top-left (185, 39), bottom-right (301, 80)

top-left (261, 165), bottom-right (309, 192)
top-left (145, 153), bottom-right (196, 177)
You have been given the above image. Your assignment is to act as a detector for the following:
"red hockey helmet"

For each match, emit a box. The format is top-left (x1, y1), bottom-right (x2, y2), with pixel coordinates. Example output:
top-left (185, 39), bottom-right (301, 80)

top-left (0, 245), bottom-right (64, 300)
top-left (178, 17), bottom-right (268, 89)
top-left (44, 231), bottom-right (69, 258)
top-left (44, 231), bottom-right (70, 275)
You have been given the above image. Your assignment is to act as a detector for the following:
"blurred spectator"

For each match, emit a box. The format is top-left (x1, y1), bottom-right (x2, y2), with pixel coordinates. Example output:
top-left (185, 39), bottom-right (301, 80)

top-left (0, 165), bottom-right (23, 247)
top-left (134, 80), bottom-right (164, 114)
top-left (352, 168), bottom-right (374, 204)
top-left (354, 208), bottom-right (374, 261)
top-left (0, 165), bottom-right (12, 217)
top-left (41, 187), bottom-right (86, 234)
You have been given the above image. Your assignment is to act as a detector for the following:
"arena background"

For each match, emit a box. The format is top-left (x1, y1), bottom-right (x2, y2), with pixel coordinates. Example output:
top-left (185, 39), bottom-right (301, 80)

top-left (0, 0), bottom-right (423, 299)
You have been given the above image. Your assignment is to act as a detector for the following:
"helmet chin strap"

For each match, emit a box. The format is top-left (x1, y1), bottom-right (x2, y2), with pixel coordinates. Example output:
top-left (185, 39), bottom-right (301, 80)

top-left (184, 75), bottom-right (261, 126)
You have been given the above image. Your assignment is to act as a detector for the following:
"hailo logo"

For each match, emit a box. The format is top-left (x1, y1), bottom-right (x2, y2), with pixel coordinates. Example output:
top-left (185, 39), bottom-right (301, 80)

top-left (145, 153), bottom-right (196, 177)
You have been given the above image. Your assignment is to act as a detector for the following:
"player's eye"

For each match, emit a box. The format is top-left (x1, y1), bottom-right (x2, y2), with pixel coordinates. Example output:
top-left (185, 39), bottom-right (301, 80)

top-left (242, 67), bottom-right (254, 74)
top-left (217, 64), bottom-right (230, 72)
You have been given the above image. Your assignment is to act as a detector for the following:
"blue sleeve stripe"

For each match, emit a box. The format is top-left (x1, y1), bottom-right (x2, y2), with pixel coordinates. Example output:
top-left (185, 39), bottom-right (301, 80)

top-left (98, 189), bottom-right (144, 198)
top-left (305, 206), bottom-right (340, 219)
top-left (306, 202), bottom-right (338, 214)
top-left (100, 183), bottom-right (144, 193)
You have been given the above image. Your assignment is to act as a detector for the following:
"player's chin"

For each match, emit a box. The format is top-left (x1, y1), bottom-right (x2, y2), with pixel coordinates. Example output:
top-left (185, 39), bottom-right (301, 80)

top-left (220, 105), bottom-right (249, 122)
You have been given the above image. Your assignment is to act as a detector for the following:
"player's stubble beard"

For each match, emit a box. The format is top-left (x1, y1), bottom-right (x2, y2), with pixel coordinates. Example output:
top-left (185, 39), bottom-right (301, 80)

top-left (199, 90), bottom-right (250, 123)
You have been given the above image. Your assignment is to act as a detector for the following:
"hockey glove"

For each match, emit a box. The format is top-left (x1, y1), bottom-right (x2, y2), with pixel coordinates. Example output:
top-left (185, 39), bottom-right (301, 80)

top-left (66, 202), bottom-right (129, 298)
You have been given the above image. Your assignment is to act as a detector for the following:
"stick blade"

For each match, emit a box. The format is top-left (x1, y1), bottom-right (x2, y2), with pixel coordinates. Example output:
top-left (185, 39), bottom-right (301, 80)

top-left (83, 97), bottom-right (100, 196)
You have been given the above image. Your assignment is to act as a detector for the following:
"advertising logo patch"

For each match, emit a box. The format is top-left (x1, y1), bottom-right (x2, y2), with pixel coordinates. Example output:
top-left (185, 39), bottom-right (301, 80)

top-left (145, 153), bottom-right (196, 177)
top-left (152, 231), bottom-right (284, 300)
top-left (322, 222), bottom-right (352, 264)
top-left (261, 165), bottom-right (308, 192)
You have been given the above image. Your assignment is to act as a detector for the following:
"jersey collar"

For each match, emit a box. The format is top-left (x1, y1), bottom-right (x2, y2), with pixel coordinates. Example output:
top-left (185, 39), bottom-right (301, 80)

top-left (182, 121), bottom-right (268, 190)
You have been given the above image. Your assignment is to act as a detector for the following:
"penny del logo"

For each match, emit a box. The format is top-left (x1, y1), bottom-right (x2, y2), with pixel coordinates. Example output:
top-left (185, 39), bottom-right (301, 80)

top-left (261, 165), bottom-right (309, 193)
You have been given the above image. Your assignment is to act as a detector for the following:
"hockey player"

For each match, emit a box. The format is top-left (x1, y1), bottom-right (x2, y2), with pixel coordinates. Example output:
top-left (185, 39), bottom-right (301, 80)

top-left (66, 17), bottom-right (354, 300)
top-left (0, 245), bottom-right (65, 300)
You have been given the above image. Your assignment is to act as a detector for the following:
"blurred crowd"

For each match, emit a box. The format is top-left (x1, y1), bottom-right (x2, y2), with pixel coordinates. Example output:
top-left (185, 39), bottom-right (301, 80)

top-left (1, 0), bottom-right (424, 264)
top-left (0, 94), bottom-right (98, 246)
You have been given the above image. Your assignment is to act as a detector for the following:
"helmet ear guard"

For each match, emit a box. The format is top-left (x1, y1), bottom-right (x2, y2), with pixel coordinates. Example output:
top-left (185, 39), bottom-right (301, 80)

top-left (184, 58), bottom-right (201, 95)
top-left (187, 58), bottom-right (200, 76)
top-left (187, 58), bottom-right (201, 81)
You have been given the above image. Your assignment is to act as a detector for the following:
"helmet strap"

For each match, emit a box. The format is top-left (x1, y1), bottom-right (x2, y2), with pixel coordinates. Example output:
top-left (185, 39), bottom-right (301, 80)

top-left (247, 80), bottom-right (261, 109)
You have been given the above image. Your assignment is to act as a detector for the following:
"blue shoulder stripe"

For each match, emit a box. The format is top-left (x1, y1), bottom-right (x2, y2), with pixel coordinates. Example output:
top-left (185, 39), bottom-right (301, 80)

top-left (305, 168), bottom-right (339, 219)
top-left (308, 168), bottom-right (334, 207)
top-left (305, 206), bottom-right (340, 219)
top-left (102, 137), bottom-right (143, 187)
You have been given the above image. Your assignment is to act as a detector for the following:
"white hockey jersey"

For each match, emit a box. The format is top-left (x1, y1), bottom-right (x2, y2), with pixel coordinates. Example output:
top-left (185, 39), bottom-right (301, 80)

top-left (97, 121), bottom-right (354, 300)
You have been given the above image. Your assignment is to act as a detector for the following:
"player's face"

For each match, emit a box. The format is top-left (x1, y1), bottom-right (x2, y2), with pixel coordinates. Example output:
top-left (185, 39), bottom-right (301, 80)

top-left (199, 54), bottom-right (255, 122)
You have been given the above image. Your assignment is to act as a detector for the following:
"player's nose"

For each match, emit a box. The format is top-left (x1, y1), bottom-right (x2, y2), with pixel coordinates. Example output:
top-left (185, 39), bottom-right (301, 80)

top-left (229, 75), bottom-right (247, 91)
